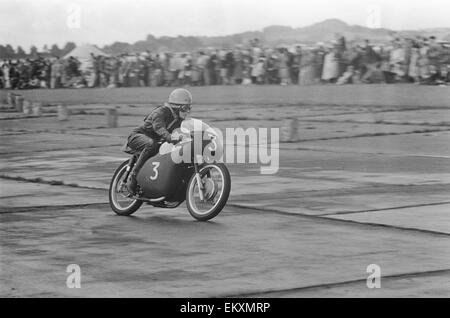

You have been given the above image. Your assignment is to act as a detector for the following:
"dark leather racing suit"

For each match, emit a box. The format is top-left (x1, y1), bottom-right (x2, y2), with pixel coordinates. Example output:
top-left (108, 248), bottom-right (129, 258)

top-left (124, 103), bottom-right (183, 194)
top-left (124, 103), bottom-right (182, 154)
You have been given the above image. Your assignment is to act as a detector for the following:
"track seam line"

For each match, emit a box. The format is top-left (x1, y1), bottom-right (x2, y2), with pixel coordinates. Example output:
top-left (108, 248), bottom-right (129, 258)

top-left (300, 119), bottom-right (450, 127)
top-left (0, 125), bottom-right (135, 135)
top-left (0, 143), bottom-right (123, 155)
top-left (0, 202), bottom-right (109, 214)
top-left (0, 175), bottom-right (108, 190)
top-left (279, 146), bottom-right (450, 158)
top-left (280, 128), bottom-right (450, 143)
top-left (227, 204), bottom-right (450, 237)
top-left (319, 201), bottom-right (450, 216)
top-left (217, 268), bottom-right (450, 298)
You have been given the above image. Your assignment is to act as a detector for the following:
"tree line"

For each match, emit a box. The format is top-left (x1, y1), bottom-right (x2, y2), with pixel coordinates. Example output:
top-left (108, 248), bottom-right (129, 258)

top-left (0, 42), bottom-right (77, 60)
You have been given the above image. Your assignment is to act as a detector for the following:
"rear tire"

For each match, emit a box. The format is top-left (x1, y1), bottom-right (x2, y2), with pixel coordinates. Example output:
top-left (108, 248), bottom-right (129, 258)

top-left (186, 163), bottom-right (231, 221)
top-left (109, 160), bottom-right (143, 216)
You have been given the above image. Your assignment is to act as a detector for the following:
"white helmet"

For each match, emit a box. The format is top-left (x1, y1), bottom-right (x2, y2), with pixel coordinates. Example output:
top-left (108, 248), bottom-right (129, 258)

top-left (168, 88), bottom-right (192, 106)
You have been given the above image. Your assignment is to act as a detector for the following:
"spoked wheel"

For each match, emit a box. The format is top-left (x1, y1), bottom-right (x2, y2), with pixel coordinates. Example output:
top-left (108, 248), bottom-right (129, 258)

top-left (109, 160), bottom-right (143, 216)
top-left (186, 163), bottom-right (231, 221)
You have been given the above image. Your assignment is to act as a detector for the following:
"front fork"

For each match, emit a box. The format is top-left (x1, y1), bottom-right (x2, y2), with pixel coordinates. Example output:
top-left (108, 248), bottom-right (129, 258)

top-left (123, 155), bottom-right (137, 183)
top-left (194, 155), bottom-right (205, 201)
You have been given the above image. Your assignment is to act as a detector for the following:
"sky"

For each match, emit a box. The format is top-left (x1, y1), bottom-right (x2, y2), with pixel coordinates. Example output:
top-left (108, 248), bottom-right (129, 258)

top-left (1, 0), bottom-right (449, 50)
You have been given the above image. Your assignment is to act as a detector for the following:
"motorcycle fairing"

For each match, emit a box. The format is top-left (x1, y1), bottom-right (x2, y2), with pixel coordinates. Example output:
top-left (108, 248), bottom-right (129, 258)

top-left (136, 118), bottom-right (220, 201)
top-left (137, 150), bottom-right (188, 199)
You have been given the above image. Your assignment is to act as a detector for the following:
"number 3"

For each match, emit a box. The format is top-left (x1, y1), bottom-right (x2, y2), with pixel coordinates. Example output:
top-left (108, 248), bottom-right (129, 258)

top-left (150, 162), bottom-right (160, 180)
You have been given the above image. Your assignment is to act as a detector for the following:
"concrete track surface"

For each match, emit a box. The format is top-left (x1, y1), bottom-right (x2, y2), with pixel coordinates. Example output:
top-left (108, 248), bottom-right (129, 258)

top-left (0, 85), bottom-right (449, 297)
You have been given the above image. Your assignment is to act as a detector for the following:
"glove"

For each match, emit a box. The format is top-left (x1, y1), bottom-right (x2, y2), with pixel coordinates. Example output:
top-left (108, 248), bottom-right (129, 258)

top-left (168, 133), bottom-right (183, 144)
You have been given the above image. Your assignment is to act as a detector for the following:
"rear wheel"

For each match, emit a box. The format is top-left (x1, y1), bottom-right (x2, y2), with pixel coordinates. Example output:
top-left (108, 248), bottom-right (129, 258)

top-left (186, 163), bottom-right (231, 221)
top-left (109, 160), bottom-right (143, 216)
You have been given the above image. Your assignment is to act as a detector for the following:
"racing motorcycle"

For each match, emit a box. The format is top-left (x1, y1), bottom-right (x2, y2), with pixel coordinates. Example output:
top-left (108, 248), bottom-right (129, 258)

top-left (108, 118), bottom-right (230, 221)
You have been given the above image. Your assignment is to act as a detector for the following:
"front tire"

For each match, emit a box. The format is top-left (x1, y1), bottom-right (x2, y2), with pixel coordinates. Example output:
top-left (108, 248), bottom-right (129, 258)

top-left (109, 160), bottom-right (143, 216)
top-left (186, 163), bottom-right (231, 221)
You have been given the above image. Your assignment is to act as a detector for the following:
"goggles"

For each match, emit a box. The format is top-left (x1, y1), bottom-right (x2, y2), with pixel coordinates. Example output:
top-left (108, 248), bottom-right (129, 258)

top-left (179, 104), bottom-right (191, 113)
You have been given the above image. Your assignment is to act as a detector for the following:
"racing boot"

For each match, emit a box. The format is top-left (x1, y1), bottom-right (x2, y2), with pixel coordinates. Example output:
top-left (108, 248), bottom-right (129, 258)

top-left (126, 172), bottom-right (139, 196)
top-left (126, 146), bottom-right (157, 196)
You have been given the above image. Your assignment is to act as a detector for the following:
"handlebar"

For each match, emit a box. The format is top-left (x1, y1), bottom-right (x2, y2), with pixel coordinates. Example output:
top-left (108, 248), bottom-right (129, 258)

top-left (161, 132), bottom-right (215, 145)
top-left (171, 135), bottom-right (184, 143)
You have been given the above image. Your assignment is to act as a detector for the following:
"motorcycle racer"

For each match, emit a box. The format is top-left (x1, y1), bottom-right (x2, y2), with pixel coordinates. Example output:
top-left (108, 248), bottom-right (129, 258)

top-left (123, 88), bottom-right (193, 195)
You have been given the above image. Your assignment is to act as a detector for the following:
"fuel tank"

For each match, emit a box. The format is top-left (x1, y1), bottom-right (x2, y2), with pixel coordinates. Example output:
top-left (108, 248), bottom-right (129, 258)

top-left (136, 151), bottom-right (186, 199)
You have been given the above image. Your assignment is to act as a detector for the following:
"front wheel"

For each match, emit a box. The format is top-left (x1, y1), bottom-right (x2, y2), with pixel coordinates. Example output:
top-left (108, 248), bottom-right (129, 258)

top-left (186, 163), bottom-right (231, 221)
top-left (109, 160), bottom-right (143, 216)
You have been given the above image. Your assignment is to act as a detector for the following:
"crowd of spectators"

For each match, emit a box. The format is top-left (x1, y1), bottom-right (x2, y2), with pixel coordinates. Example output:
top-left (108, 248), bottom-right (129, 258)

top-left (0, 56), bottom-right (83, 89)
top-left (1, 35), bottom-right (449, 90)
